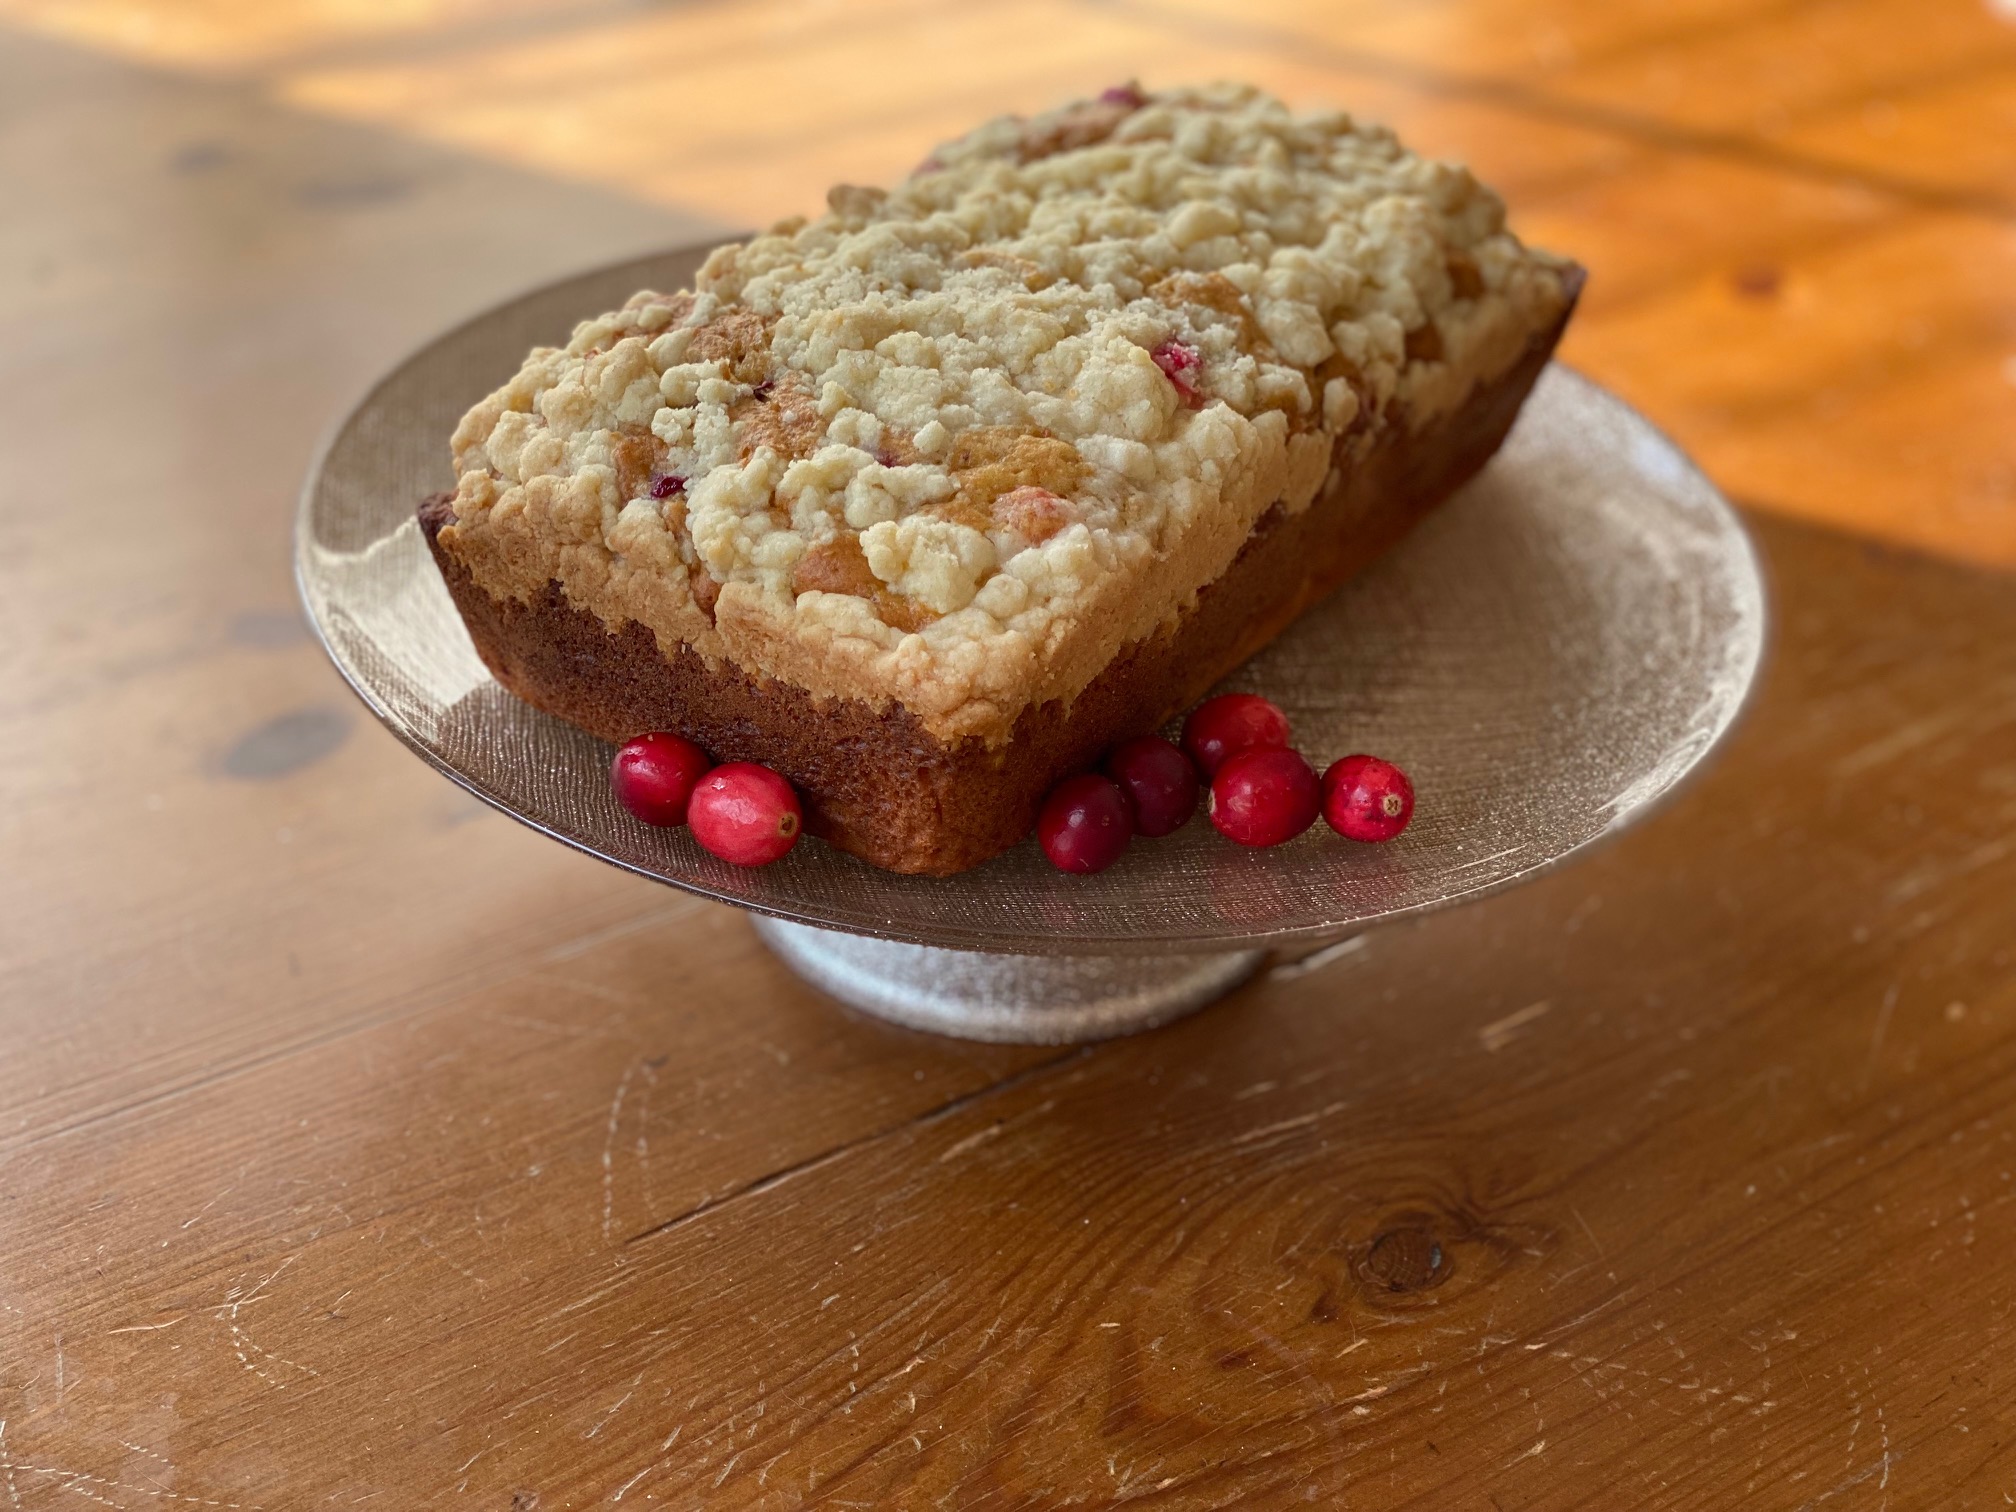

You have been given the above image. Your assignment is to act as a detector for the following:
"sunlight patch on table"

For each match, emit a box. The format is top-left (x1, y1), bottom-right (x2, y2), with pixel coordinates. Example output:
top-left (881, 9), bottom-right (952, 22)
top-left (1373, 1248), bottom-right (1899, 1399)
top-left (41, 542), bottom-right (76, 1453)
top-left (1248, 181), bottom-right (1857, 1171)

top-left (0, 0), bottom-right (547, 68)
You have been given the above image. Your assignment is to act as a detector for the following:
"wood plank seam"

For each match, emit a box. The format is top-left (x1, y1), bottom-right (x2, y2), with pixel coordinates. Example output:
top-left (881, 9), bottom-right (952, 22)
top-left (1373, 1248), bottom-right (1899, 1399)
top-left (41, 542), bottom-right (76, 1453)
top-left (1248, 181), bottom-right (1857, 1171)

top-left (625, 1045), bottom-right (1092, 1246)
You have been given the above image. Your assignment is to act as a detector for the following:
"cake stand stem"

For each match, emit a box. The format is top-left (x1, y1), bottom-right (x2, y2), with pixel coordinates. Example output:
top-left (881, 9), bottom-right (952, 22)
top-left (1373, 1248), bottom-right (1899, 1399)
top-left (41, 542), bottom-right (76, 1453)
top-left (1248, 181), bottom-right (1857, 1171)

top-left (750, 916), bottom-right (1265, 1044)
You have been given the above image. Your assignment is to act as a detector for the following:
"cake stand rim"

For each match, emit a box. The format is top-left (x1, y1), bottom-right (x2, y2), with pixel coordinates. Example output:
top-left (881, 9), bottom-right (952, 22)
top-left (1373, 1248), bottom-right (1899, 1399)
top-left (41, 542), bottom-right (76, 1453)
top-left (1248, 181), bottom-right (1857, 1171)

top-left (295, 246), bottom-right (1769, 958)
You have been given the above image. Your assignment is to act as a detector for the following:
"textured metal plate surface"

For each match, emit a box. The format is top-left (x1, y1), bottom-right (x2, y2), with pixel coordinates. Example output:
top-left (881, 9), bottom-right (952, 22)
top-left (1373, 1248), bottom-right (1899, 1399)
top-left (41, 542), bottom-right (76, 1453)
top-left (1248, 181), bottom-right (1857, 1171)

top-left (297, 243), bottom-right (1766, 955)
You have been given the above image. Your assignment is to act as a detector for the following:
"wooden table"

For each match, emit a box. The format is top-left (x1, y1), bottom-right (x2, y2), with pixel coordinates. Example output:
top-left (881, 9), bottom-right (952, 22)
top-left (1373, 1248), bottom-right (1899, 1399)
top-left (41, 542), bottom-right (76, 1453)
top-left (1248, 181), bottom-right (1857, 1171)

top-left (3, 1), bottom-right (2013, 1505)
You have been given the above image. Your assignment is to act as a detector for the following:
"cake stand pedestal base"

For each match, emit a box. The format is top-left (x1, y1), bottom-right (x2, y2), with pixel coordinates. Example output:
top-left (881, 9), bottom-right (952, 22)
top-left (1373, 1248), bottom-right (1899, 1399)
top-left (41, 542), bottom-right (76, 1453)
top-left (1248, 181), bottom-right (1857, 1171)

top-left (751, 917), bottom-right (1266, 1044)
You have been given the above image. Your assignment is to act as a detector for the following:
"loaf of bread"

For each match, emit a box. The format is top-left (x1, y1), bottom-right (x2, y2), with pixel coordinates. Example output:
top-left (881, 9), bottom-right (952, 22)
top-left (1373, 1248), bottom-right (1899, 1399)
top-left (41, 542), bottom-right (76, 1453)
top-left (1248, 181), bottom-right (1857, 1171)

top-left (422, 82), bottom-right (1581, 874)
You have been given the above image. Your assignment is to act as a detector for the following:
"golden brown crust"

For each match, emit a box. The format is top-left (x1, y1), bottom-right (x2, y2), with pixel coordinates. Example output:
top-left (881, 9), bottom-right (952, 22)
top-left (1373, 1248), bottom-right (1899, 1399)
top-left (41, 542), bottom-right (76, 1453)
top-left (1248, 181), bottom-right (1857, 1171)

top-left (684, 308), bottom-right (771, 386)
top-left (991, 486), bottom-right (1077, 545)
top-left (789, 536), bottom-right (937, 634)
top-left (1015, 95), bottom-right (1137, 162)
top-left (1150, 271), bottom-right (1273, 357)
top-left (607, 429), bottom-right (663, 502)
top-left (944, 428), bottom-right (1087, 522)
top-left (730, 373), bottom-right (823, 464)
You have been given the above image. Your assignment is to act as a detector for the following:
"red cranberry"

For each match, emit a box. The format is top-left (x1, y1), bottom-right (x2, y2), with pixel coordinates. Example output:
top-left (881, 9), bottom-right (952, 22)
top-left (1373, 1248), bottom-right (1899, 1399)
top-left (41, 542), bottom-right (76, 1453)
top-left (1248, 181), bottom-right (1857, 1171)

top-left (1102, 736), bottom-right (1198, 837)
top-left (687, 763), bottom-right (802, 866)
top-left (1182, 693), bottom-right (1290, 776)
top-left (610, 731), bottom-right (711, 826)
top-left (1037, 773), bottom-right (1133, 874)
top-left (1322, 754), bottom-right (1416, 842)
top-left (1209, 747), bottom-right (1320, 848)
top-left (1151, 340), bottom-right (1204, 408)
top-left (1099, 83), bottom-right (1148, 108)
top-left (649, 473), bottom-right (685, 499)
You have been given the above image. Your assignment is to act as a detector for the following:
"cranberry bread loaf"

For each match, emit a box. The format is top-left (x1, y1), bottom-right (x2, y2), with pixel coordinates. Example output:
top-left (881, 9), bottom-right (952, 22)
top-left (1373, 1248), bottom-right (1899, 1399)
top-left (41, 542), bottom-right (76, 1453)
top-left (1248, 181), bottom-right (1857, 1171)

top-left (422, 82), bottom-right (1581, 874)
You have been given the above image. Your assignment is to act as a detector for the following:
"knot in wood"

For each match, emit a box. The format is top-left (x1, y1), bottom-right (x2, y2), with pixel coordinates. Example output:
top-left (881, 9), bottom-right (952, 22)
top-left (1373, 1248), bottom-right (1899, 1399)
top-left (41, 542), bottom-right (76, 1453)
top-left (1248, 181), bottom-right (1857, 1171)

top-left (1731, 263), bottom-right (1782, 300)
top-left (1362, 1226), bottom-right (1448, 1293)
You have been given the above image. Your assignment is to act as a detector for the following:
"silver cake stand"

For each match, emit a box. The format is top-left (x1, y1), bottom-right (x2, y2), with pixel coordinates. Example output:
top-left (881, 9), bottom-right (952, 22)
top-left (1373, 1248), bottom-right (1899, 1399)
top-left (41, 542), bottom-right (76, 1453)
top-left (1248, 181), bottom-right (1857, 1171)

top-left (297, 244), bottom-right (1766, 1043)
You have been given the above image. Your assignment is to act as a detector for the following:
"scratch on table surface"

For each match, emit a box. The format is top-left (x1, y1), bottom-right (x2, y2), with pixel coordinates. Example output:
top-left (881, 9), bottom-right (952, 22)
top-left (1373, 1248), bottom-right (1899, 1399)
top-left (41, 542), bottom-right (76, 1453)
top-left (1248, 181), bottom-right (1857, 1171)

top-left (1786, 1131), bottom-right (1854, 1162)
top-left (1830, 707), bottom-right (1972, 779)
top-left (1570, 1207), bottom-right (1607, 1259)
top-left (799, 1283), bottom-right (953, 1406)
top-left (500, 1385), bottom-right (559, 1421)
top-left (0, 1458), bottom-right (266, 1508)
top-left (1479, 1001), bottom-right (1552, 1052)
top-left (634, 1060), bottom-right (661, 1219)
top-left (602, 1063), bottom-right (639, 1244)
top-left (938, 1123), bottom-right (1004, 1163)
top-left (116, 1441), bottom-right (175, 1472)
top-left (542, 904), bottom-right (695, 964)
top-left (1520, 1293), bottom-right (1627, 1351)
top-left (1790, 1455), bottom-right (1888, 1512)
top-left (235, 1254), bottom-right (295, 1308)
top-left (453, 1447), bottom-right (486, 1495)
top-left (608, 1427), bottom-right (689, 1507)
top-left (180, 1186), bottom-right (233, 1230)
top-left (1506, 1440), bottom-right (1547, 1465)
top-left (106, 1318), bottom-right (185, 1335)
top-left (475, 1009), bottom-right (619, 1043)
top-left (1, 1420), bottom-right (19, 1511)
top-left (25, 1465), bottom-right (127, 1511)
top-left (1562, 894), bottom-right (1603, 934)
top-left (1656, 1323), bottom-right (1696, 1383)
top-left (1266, 934), bottom-right (1369, 982)
top-left (415, 1234), bottom-right (487, 1289)
top-left (227, 1323), bottom-right (319, 1388)
top-left (610, 1461), bottom-right (654, 1502)
top-left (1542, 1349), bottom-right (1767, 1409)
top-left (531, 974), bottom-right (646, 1011)
top-left (1231, 1101), bottom-right (1348, 1148)
top-left (217, 1255), bottom-right (317, 1390)
top-left (552, 1272), bottom-right (635, 1319)
top-left (1864, 982), bottom-right (1900, 1088)
top-left (53, 1335), bottom-right (66, 1399)
top-left (1214, 1304), bottom-right (1351, 1466)
top-left (1887, 835), bottom-right (2014, 907)
top-left (586, 1378), bottom-right (639, 1439)
top-left (1878, 1404), bottom-right (1891, 1505)
top-left (711, 1450), bottom-right (744, 1490)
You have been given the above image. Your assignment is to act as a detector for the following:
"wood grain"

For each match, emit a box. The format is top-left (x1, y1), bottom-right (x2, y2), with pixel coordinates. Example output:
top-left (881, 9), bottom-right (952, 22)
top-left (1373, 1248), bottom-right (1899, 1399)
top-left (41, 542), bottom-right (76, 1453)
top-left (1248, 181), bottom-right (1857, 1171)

top-left (1, 0), bottom-right (2014, 1506)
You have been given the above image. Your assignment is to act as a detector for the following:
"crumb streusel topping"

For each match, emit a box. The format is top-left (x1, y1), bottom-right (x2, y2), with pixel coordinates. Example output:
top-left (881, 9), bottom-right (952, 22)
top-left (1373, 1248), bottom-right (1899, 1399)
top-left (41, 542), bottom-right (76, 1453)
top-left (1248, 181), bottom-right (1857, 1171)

top-left (440, 82), bottom-right (1572, 743)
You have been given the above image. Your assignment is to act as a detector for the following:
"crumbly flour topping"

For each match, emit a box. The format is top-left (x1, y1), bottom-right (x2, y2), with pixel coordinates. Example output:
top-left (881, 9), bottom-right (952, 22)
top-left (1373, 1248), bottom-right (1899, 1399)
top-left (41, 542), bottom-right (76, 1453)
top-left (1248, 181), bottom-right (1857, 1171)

top-left (441, 82), bottom-right (1571, 743)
